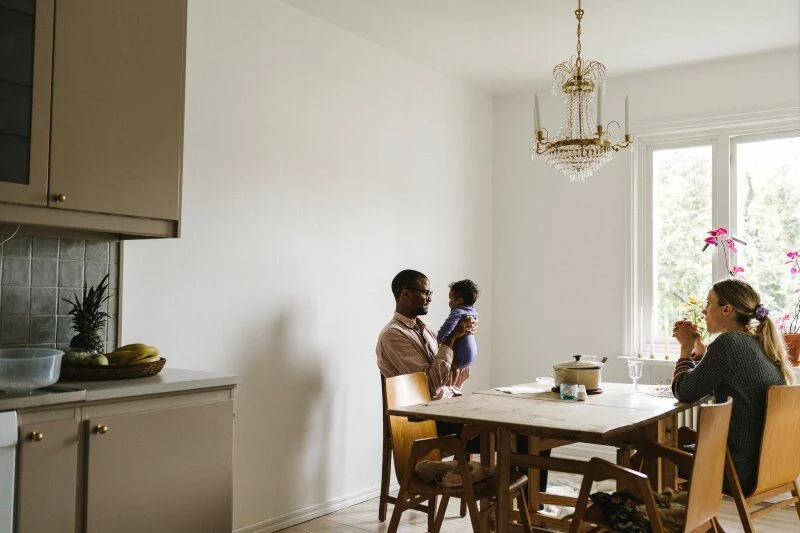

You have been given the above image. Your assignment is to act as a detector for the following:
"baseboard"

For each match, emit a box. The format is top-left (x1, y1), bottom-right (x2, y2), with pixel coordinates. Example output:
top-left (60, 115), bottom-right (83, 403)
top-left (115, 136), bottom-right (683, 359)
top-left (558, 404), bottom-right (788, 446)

top-left (233, 482), bottom-right (398, 533)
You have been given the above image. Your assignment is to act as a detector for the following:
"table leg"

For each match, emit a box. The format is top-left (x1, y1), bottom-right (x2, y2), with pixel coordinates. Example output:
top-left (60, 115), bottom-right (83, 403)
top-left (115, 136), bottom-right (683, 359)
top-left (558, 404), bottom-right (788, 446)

top-left (527, 436), bottom-right (541, 512)
top-left (496, 428), bottom-right (511, 533)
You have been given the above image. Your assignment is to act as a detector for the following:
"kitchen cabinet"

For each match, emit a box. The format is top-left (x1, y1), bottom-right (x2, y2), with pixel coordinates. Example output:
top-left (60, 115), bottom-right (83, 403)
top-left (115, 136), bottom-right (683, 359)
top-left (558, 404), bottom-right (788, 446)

top-left (15, 414), bottom-right (79, 532)
top-left (0, 0), bottom-right (53, 206)
top-left (0, 0), bottom-right (187, 238)
top-left (14, 381), bottom-right (235, 533)
top-left (85, 400), bottom-right (233, 533)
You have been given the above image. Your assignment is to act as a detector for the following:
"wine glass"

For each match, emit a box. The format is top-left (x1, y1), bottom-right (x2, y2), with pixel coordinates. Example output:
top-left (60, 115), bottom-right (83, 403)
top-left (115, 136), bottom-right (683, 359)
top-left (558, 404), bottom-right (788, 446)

top-left (627, 360), bottom-right (644, 393)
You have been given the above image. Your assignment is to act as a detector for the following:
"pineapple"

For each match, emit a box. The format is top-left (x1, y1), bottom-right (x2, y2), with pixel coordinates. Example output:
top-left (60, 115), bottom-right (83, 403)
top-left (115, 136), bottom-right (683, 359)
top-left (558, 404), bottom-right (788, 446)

top-left (63, 274), bottom-right (111, 353)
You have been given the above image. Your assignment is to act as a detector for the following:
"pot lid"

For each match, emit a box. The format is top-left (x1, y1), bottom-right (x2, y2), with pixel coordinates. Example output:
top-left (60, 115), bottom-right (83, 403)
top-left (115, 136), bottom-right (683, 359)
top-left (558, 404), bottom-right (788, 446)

top-left (554, 354), bottom-right (605, 370)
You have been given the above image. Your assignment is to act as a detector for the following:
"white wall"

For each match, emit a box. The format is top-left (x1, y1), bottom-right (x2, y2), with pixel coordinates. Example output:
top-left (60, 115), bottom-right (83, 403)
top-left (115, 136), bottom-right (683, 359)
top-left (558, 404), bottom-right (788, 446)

top-left (121, 1), bottom-right (493, 531)
top-left (491, 49), bottom-right (800, 386)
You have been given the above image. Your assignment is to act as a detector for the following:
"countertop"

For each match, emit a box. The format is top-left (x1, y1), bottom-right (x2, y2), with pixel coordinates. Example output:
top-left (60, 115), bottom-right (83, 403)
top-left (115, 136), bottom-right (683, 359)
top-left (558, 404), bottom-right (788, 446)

top-left (0, 368), bottom-right (240, 412)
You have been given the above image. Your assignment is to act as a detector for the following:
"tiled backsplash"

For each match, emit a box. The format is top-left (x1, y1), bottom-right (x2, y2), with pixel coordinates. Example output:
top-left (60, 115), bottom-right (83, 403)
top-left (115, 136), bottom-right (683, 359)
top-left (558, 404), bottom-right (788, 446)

top-left (0, 234), bottom-right (119, 352)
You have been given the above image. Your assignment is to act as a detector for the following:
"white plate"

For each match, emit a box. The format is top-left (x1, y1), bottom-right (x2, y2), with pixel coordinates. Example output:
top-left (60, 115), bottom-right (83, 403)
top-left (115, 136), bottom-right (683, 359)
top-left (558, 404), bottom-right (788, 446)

top-left (535, 376), bottom-right (554, 385)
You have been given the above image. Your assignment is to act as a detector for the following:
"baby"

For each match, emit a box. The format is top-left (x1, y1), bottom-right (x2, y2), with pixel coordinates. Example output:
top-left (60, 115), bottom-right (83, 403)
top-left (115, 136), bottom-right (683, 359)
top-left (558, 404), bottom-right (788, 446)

top-left (437, 279), bottom-right (479, 389)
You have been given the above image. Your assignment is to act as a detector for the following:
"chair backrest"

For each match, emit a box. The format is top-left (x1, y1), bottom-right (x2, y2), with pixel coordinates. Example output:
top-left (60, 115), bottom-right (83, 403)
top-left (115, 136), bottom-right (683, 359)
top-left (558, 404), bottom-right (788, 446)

top-left (384, 372), bottom-right (440, 482)
top-left (752, 384), bottom-right (800, 496)
top-left (683, 398), bottom-right (733, 532)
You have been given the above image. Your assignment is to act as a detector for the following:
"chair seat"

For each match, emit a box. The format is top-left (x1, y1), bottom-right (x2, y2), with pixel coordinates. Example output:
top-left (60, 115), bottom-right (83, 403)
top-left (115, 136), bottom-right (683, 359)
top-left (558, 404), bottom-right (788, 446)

top-left (409, 470), bottom-right (528, 498)
top-left (576, 490), bottom-right (688, 533)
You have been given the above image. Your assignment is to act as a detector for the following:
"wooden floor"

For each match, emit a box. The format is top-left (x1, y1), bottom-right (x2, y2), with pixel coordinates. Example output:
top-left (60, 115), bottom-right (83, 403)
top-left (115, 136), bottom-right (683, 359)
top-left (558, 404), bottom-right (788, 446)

top-left (278, 494), bottom-right (800, 532)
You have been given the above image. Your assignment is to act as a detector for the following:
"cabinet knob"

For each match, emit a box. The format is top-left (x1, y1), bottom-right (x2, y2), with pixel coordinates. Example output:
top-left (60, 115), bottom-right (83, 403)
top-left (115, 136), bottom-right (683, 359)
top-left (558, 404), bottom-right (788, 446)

top-left (29, 431), bottom-right (44, 442)
top-left (54, 193), bottom-right (67, 202)
top-left (94, 424), bottom-right (109, 435)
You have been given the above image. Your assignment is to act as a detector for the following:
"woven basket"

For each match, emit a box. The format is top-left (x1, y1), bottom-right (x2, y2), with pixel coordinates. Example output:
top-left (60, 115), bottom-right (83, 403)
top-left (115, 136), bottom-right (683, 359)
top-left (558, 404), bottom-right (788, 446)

top-left (59, 358), bottom-right (166, 382)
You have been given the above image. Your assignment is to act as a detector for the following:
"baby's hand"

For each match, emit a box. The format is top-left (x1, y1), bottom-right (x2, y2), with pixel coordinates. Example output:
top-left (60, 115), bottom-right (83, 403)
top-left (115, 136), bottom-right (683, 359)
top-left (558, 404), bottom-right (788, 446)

top-left (456, 316), bottom-right (478, 337)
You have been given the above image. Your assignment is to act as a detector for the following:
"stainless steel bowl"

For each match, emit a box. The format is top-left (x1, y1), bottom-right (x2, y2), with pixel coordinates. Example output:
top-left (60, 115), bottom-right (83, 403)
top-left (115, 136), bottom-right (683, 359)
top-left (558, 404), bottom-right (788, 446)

top-left (0, 348), bottom-right (64, 391)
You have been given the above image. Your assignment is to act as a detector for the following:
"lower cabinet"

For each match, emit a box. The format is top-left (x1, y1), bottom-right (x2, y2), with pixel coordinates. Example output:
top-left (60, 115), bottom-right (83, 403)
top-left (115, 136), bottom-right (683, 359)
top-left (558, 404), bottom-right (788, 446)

top-left (16, 417), bottom-right (79, 532)
top-left (15, 389), bottom-right (234, 533)
top-left (85, 400), bottom-right (233, 533)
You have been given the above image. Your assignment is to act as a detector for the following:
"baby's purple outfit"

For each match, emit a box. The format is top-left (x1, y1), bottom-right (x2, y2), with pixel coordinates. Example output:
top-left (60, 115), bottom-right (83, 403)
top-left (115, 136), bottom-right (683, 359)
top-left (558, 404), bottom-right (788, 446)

top-left (437, 305), bottom-right (478, 369)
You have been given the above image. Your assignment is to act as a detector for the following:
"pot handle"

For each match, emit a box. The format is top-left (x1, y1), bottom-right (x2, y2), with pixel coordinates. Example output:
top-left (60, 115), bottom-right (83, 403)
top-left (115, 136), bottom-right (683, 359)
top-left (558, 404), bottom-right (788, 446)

top-left (573, 355), bottom-right (582, 362)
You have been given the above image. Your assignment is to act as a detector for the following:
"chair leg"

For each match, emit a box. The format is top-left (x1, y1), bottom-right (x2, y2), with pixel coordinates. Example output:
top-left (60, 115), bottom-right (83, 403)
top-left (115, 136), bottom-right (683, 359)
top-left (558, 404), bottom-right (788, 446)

top-left (428, 494), bottom-right (438, 532)
top-left (515, 489), bottom-right (533, 531)
top-left (379, 438), bottom-right (392, 522)
top-left (465, 495), bottom-right (483, 532)
top-left (725, 451), bottom-right (755, 533)
top-left (460, 496), bottom-right (467, 517)
top-left (793, 480), bottom-right (800, 521)
top-left (711, 516), bottom-right (727, 532)
top-left (387, 482), bottom-right (410, 533)
top-left (432, 495), bottom-right (450, 533)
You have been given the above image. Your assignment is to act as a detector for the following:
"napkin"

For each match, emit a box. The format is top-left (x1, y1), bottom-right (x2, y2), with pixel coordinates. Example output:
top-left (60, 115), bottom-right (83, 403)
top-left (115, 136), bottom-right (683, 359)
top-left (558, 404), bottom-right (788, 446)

top-left (494, 386), bottom-right (547, 394)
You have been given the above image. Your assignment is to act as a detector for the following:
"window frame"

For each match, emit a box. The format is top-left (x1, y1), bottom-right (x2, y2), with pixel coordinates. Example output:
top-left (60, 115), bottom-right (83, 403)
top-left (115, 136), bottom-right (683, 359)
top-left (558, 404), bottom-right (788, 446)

top-left (627, 108), bottom-right (800, 358)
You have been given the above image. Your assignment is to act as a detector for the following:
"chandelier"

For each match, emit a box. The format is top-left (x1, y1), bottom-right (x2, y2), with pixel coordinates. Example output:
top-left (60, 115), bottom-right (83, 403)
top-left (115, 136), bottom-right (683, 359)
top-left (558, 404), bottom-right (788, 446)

top-left (533, 0), bottom-right (631, 182)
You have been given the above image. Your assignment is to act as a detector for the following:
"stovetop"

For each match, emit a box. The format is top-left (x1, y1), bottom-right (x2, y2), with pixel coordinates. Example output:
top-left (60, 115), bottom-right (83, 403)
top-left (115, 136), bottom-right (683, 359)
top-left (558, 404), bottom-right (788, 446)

top-left (0, 385), bottom-right (86, 411)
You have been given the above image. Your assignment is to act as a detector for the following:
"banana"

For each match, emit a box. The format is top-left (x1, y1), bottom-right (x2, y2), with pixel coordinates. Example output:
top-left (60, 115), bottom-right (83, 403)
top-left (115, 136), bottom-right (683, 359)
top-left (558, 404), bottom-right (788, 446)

top-left (130, 355), bottom-right (161, 365)
top-left (118, 351), bottom-right (157, 365)
top-left (114, 342), bottom-right (151, 352)
top-left (110, 344), bottom-right (159, 365)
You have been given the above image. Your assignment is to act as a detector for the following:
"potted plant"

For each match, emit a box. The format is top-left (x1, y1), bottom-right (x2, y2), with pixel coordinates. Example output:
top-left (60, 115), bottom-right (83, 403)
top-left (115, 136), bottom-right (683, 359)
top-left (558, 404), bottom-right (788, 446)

top-left (776, 251), bottom-right (800, 366)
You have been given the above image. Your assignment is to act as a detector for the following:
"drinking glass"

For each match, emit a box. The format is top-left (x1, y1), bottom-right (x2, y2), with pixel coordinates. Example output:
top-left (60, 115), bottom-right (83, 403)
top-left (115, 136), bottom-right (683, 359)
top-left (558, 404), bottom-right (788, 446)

top-left (627, 360), bottom-right (644, 393)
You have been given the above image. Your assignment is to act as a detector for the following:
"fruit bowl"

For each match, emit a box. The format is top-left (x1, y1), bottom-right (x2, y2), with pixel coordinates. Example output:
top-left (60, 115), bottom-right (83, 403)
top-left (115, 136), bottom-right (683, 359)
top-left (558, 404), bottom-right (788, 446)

top-left (0, 348), bottom-right (64, 391)
top-left (59, 358), bottom-right (166, 382)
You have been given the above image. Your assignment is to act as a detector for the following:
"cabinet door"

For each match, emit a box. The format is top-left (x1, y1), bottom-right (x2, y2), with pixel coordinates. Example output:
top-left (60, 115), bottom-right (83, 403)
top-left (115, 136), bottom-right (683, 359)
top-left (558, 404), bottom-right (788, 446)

top-left (86, 400), bottom-right (233, 533)
top-left (0, 0), bottom-right (53, 205)
top-left (15, 418), bottom-right (79, 533)
top-left (49, 0), bottom-right (186, 220)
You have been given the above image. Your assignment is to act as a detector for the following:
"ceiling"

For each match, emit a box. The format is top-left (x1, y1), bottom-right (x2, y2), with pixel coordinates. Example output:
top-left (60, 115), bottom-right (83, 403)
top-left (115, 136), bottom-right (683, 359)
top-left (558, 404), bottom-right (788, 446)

top-left (281, 0), bottom-right (800, 94)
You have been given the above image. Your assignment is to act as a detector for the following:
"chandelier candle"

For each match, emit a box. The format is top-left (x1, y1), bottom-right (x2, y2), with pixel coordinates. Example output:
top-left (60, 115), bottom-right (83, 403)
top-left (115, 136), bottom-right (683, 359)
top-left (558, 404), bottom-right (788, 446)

top-left (596, 88), bottom-right (602, 127)
top-left (625, 96), bottom-right (630, 136)
top-left (534, 93), bottom-right (541, 133)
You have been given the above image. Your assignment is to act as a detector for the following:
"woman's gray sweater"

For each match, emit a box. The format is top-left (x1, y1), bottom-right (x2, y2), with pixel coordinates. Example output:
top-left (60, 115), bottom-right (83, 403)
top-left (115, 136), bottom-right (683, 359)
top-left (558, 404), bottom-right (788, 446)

top-left (671, 331), bottom-right (785, 494)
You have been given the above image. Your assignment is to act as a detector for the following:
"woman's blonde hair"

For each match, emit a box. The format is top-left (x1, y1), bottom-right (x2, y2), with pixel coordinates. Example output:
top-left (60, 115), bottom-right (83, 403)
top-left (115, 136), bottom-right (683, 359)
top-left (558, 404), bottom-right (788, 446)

top-left (713, 278), bottom-right (796, 385)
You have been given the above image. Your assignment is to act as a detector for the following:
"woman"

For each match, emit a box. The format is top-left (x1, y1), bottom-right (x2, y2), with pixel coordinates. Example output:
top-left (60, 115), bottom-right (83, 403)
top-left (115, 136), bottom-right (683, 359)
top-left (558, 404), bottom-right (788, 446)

top-left (672, 278), bottom-right (795, 494)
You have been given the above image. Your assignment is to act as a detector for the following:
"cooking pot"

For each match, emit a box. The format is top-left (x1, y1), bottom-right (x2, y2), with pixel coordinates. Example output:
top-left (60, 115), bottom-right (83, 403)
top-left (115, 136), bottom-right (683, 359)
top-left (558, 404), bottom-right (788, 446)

top-left (553, 355), bottom-right (606, 391)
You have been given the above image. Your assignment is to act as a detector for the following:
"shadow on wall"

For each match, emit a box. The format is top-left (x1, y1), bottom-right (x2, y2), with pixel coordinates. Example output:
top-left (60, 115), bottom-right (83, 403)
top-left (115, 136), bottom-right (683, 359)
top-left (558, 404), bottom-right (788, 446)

top-left (234, 306), bottom-right (334, 522)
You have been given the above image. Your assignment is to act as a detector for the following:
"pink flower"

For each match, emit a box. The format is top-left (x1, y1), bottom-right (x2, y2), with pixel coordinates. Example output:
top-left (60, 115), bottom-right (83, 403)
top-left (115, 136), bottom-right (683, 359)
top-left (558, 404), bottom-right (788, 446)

top-left (792, 267), bottom-right (799, 277)
top-left (727, 239), bottom-right (737, 253)
top-left (731, 265), bottom-right (745, 277)
top-left (787, 251), bottom-right (799, 260)
top-left (704, 237), bottom-right (717, 245)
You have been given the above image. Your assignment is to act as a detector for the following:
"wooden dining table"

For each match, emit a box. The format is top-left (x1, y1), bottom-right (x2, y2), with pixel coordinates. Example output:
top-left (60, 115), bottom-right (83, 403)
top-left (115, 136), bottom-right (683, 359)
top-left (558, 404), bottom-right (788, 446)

top-left (387, 381), bottom-right (709, 533)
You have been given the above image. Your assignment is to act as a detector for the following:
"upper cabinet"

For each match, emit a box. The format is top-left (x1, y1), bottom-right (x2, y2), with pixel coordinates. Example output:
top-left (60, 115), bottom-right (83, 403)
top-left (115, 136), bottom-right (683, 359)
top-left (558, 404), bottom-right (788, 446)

top-left (0, 0), bottom-right (187, 238)
top-left (0, 0), bottom-right (52, 206)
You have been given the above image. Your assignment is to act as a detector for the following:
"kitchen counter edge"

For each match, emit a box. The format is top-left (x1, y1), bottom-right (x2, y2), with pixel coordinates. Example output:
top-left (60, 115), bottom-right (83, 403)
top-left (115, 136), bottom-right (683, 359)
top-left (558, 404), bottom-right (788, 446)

top-left (1, 368), bottom-right (240, 411)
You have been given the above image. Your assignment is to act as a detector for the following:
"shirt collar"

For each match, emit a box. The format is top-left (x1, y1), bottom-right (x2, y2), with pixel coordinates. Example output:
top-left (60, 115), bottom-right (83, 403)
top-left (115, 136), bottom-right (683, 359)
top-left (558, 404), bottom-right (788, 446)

top-left (393, 312), bottom-right (423, 330)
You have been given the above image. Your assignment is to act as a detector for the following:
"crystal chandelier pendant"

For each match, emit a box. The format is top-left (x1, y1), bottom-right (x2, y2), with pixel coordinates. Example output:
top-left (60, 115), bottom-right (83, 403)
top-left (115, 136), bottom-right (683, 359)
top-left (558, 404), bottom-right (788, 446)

top-left (532, 0), bottom-right (631, 182)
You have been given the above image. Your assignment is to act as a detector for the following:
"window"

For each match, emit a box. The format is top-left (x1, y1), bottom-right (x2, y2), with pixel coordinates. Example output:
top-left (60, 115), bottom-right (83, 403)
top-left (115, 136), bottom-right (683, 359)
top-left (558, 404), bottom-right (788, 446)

top-left (631, 113), bottom-right (800, 357)
top-left (735, 134), bottom-right (800, 317)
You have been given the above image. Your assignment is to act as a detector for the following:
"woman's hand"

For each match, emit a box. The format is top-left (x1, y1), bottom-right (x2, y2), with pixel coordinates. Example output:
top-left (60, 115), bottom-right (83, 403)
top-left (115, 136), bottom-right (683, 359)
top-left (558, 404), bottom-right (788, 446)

top-left (673, 320), bottom-right (700, 360)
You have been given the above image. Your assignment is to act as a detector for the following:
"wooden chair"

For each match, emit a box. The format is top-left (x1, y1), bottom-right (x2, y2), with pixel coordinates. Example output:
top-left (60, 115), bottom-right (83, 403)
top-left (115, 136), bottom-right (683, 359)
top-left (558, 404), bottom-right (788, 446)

top-left (379, 374), bottom-right (434, 524)
top-left (385, 372), bottom-right (533, 533)
top-left (723, 385), bottom-right (800, 532)
top-left (379, 374), bottom-right (470, 522)
top-left (568, 398), bottom-right (733, 533)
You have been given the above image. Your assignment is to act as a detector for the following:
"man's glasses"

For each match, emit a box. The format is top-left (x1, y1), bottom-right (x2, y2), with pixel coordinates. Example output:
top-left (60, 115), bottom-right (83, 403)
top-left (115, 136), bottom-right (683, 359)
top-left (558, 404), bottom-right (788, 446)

top-left (405, 287), bottom-right (433, 298)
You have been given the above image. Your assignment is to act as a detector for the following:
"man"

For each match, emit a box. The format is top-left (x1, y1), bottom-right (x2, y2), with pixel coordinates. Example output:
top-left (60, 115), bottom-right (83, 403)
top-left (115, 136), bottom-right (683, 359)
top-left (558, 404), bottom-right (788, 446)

top-left (376, 269), bottom-right (550, 494)
top-left (376, 269), bottom-right (474, 400)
